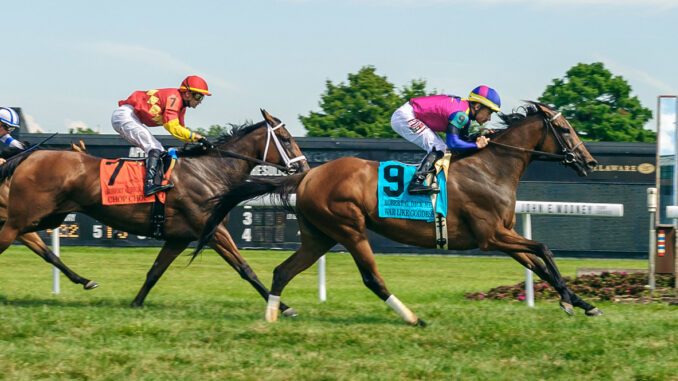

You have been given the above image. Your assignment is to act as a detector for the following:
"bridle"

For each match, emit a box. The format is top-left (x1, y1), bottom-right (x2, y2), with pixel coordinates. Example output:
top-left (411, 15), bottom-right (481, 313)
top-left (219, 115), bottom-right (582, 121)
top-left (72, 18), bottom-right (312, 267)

top-left (207, 122), bottom-right (307, 173)
top-left (262, 122), bottom-right (307, 171)
top-left (488, 112), bottom-right (583, 165)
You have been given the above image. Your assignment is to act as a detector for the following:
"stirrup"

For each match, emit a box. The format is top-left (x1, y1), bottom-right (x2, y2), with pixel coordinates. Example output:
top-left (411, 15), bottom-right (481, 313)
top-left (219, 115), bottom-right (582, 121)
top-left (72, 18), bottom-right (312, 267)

top-left (144, 182), bottom-right (174, 197)
top-left (407, 183), bottom-right (439, 195)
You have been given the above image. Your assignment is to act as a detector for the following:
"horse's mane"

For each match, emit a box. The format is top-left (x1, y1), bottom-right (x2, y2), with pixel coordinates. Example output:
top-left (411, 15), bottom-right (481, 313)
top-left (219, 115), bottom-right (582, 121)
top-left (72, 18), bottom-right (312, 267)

top-left (177, 120), bottom-right (268, 157)
top-left (493, 101), bottom-right (549, 130)
top-left (452, 101), bottom-right (552, 162)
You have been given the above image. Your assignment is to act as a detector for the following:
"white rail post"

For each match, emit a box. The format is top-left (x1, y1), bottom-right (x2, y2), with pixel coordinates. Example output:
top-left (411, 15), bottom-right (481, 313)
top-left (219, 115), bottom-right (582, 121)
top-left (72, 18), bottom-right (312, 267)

top-left (51, 228), bottom-right (60, 294)
top-left (522, 213), bottom-right (534, 307)
top-left (318, 255), bottom-right (326, 302)
top-left (647, 188), bottom-right (657, 294)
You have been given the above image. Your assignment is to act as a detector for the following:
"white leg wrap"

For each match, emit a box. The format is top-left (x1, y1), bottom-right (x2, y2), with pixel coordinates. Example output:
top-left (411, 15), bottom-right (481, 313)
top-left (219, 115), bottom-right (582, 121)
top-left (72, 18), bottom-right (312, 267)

top-left (385, 295), bottom-right (418, 325)
top-left (265, 294), bottom-right (281, 323)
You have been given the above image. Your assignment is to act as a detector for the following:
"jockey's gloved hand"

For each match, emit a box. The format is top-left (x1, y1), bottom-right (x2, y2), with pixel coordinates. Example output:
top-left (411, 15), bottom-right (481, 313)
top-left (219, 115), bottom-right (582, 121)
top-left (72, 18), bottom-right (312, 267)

top-left (198, 138), bottom-right (214, 150)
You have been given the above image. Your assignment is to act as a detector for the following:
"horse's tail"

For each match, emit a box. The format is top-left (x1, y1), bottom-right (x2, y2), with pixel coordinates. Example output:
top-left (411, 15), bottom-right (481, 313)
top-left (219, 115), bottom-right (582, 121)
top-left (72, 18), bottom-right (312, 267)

top-left (0, 150), bottom-right (36, 182)
top-left (191, 172), bottom-right (308, 261)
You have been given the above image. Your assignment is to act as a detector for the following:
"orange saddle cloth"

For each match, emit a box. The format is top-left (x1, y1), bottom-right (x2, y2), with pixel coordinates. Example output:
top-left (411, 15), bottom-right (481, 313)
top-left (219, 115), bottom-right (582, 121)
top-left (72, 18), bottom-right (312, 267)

top-left (100, 159), bottom-right (174, 205)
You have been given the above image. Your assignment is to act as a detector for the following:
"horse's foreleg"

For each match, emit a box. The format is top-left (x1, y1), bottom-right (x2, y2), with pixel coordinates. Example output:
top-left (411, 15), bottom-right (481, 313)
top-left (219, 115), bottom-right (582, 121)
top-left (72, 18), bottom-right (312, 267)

top-left (16, 232), bottom-right (98, 290)
top-left (130, 240), bottom-right (189, 307)
top-left (489, 228), bottom-right (601, 316)
top-left (209, 227), bottom-right (297, 318)
top-left (535, 245), bottom-right (602, 316)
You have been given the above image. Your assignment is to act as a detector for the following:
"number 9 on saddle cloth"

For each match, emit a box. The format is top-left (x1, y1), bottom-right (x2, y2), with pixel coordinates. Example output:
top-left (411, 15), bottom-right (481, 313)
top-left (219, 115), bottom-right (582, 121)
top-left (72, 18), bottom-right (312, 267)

top-left (377, 159), bottom-right (448, 222)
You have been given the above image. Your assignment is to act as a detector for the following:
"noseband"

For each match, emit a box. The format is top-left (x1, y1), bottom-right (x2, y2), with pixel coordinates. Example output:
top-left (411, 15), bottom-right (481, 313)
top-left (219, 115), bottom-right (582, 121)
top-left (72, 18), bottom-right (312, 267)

top-left (488, 112), bottom-right (582, 164)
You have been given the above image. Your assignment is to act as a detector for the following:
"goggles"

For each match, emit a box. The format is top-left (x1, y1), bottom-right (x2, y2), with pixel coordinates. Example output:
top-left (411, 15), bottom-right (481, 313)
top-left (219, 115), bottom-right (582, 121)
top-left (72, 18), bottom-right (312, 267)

top-left (192, 92), bottom-right (205, 102)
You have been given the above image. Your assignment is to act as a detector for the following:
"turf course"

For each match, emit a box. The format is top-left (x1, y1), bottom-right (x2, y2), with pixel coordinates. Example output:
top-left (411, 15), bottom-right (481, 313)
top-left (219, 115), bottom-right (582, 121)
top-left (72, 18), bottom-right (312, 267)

top-left (0, 246), bottom-right (676, 380)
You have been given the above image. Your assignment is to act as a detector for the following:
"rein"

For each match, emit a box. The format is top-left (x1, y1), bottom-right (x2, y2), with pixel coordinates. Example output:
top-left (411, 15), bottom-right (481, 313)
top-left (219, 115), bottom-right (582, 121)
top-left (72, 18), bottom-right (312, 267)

top-left (206, 122), bottom-right (306, 173)
top-left (209, 147), bottom-right (289, 171)
top-left (488, 112), bottom-right (581, 164)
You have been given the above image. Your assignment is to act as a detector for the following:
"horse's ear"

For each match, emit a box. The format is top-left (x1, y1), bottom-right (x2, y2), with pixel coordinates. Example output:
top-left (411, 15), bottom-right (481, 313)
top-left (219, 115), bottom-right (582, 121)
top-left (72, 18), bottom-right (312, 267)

top-left (260, 109), bottom-right (274, 125)
top-left (531, 101), bottom-right (555, 118)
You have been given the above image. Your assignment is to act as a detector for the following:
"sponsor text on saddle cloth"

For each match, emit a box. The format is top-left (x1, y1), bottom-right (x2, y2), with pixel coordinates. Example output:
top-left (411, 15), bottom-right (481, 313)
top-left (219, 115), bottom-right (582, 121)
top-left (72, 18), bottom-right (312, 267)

top-left (378, 156), bottom-right (449, 222)
top-left (100, 152), bottom-right (176, 205)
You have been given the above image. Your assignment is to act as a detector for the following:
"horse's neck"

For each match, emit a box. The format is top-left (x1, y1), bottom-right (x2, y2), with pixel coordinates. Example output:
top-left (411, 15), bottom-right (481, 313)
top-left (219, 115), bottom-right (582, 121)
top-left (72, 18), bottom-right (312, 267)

top-left (479, 119), bottom-right (545, 186)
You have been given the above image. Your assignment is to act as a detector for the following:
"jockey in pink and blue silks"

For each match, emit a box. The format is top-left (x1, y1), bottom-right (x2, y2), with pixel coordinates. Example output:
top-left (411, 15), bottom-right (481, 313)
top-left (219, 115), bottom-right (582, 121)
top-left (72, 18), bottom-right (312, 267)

top-left (391, 85), bottom-right (501, 195)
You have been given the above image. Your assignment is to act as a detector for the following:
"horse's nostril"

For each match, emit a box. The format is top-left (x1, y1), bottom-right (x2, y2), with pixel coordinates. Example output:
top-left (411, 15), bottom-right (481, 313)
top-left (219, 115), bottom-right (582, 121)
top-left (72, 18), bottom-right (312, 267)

top-left (587, 160), bottom-right (598, 169)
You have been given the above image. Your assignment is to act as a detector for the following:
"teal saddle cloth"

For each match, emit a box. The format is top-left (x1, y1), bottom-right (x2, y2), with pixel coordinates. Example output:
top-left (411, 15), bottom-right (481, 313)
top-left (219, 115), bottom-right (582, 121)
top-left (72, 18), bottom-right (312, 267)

top-left (377, 161), bottom-right (447, 222)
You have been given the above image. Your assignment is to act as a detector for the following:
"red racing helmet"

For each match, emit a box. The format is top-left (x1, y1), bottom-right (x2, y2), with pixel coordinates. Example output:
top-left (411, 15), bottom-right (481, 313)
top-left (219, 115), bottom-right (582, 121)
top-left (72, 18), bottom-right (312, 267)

top-left (179, 75), bottom-right (211, 96)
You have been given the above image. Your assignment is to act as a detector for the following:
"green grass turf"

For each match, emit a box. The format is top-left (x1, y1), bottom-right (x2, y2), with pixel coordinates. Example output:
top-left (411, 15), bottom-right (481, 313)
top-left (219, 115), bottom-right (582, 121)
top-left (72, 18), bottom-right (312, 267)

top-left (0, 246), bottom-right (676, 380)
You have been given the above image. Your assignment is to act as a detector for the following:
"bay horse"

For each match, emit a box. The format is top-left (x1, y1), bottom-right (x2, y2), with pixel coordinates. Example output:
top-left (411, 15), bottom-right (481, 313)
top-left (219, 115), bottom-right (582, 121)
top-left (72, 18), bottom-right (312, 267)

top-left (194, 102), bottom-right (602, 326)
top-left (0, 110), bottom-right (309, 314)
top-left (0, 141), bottom-right (99, 290)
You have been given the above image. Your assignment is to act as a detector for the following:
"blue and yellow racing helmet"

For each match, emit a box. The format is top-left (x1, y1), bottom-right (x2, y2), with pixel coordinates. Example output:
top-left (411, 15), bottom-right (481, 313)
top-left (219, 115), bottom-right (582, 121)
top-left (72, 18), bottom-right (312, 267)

top-left (468, 86), bottom-right (501, 112)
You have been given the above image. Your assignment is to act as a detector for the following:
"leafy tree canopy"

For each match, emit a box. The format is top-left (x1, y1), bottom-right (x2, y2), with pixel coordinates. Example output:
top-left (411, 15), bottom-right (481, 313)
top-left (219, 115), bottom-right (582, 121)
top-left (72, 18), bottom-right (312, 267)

top-left (195, 124), bottom-right (230, 137)
top-left (69, 126), bottom-right (99, 134)
top-left (300, 66), bottom-right (431, 138)
top-left (539, 62), bottom-right (654, 142)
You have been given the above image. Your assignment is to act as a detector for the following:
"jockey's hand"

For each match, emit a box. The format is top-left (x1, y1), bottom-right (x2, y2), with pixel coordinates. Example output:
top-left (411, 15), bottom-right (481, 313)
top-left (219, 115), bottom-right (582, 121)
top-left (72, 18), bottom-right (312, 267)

top-left (0, 158), bottom-right (6, 165)
top-left (197, 137), bottom-right (214, 150)
top-left (476, 135), bottom-right (490, 149)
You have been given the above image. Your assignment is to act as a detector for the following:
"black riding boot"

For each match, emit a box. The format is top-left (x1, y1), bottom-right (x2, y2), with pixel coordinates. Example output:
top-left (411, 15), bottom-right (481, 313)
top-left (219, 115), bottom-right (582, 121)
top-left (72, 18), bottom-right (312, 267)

top-left (144, 149), bottom-right (174, 197)
top-left (407, 150), bottom-right (444, 195)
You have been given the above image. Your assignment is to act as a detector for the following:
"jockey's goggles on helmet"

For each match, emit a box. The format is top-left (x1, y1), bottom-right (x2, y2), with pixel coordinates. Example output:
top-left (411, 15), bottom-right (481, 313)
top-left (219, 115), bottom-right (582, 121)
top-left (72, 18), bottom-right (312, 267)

top-left (192, 92), bottom-right (205, 102)
top-left (1, 122), bottom-right (15, 132)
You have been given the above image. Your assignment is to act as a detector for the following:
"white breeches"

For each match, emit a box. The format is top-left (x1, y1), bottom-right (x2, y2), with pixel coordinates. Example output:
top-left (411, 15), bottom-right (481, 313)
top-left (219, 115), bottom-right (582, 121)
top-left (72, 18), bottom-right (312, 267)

top-left (391, 102), bottom-right (447, 153)
top-left (111, 105), bottom-right (165, 154)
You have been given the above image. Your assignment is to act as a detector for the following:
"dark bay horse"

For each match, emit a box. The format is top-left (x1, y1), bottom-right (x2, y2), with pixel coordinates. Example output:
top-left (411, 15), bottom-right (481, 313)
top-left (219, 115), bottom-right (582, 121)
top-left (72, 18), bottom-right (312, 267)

top-left (194, 102), bottom-right (602, 326)
top-left (0, 110), bottom-right (309, 314)
top-left (0, 141), bottom-right (99, 290)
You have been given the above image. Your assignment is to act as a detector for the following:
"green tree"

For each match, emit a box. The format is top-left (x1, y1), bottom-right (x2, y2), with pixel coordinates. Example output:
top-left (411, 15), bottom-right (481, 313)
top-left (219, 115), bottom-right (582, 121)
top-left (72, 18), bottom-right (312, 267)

top-left (539, 62), bottom-right (654, 142)
top-left (300, 66), bottom-right (431, 138)
top-left (195, 124), bottom-right (230, 137)
top-left (69, 126), bottom-right (99, 134)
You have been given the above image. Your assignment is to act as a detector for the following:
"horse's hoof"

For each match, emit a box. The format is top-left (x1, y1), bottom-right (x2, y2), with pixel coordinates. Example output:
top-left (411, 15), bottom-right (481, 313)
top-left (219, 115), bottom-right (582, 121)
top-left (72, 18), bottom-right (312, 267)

top-left (559, 301), bottom-right (574, 316)
top-left (585, 307), bottom-right (603, 317)
top-left (130, 302), bottom-right (143, 308)
top-left (414, 319), bottom-right (427, 328)
top-left (282, 307), bottom-right (298, 317)
top-left (83, 281), bottom-right (99, 290)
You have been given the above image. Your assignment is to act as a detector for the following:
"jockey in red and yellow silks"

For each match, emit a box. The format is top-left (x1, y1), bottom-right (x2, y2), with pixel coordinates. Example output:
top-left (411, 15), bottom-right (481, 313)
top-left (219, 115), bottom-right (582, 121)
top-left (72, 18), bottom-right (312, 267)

top-left (390, 85), bottom-right (501, 195)
top-left (111, 75), bottom-right (211, 196)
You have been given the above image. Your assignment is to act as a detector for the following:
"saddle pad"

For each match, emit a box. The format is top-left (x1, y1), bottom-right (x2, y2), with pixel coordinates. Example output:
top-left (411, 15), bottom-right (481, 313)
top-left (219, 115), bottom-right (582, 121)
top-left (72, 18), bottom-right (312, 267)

top-left (100, 159), bottom-right (171, 205)
top-left (377, 161), bottom-right (447, 222)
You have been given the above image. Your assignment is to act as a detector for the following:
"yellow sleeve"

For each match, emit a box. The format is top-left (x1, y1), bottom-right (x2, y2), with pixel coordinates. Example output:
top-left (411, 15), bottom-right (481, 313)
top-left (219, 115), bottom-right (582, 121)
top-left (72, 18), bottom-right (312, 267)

top-left (163, 119), bottom-right (196, 142)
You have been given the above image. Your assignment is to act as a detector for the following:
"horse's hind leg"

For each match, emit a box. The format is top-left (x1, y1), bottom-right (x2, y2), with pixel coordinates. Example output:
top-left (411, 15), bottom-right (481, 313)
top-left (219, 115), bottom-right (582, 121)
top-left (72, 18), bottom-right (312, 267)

top-left (310, 210), bottom-right (425, 326)
top-left (16, 233), bottom-right (99, 290)
top-left (131, 240), bottom-right (189, 307)
top-left (343, 238), bottom-right (425, 326)
top-left (209, 226), bottom-right (297, 317)
top-left (266, 221), bottom-right (337, 323)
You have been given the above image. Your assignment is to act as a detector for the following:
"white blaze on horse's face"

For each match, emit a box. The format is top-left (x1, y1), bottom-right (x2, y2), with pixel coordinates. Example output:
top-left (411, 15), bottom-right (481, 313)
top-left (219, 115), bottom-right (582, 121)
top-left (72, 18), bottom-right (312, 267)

top-left (262, 122), bottom-right (307, 173)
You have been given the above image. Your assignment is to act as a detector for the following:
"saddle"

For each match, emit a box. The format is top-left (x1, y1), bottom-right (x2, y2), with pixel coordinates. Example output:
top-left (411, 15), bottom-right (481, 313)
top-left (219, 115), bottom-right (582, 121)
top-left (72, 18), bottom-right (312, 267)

top-left (99, 150), bottom-right (177, 239)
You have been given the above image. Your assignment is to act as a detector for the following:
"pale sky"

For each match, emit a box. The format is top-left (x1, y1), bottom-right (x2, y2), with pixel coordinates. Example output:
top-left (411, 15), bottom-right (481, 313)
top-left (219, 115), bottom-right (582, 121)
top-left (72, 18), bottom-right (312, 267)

top-left (3, 0), bottom-right (676, 137)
